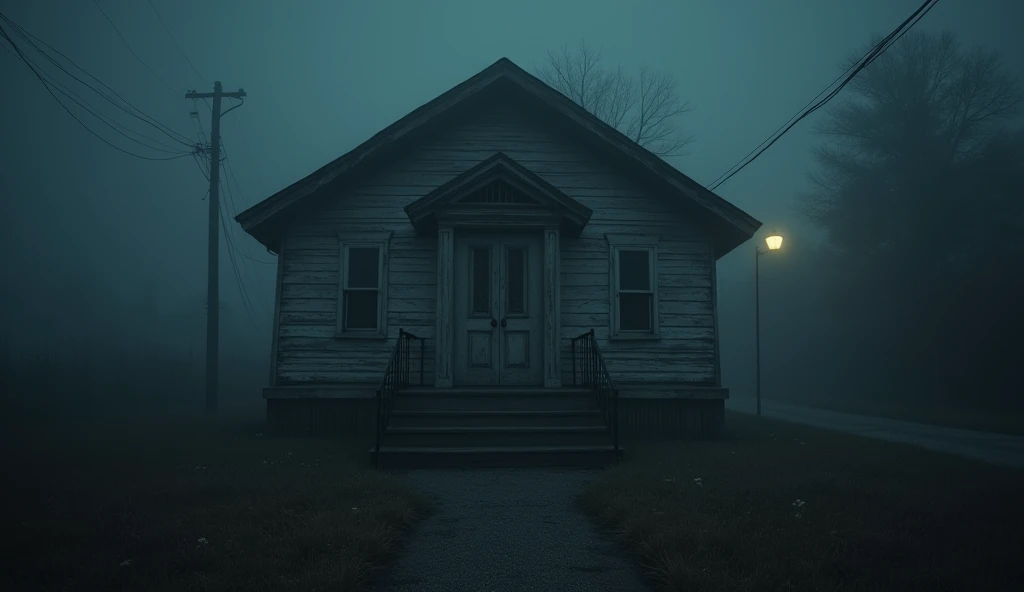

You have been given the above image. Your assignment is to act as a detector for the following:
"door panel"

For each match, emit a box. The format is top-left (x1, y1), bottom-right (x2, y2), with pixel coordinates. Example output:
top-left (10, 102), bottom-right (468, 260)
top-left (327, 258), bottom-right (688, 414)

top-left (453, 231), bottom-right (544, 386)
top-left (454, 238), bottom-right (500, 385)
top-left (498, 236), bottom-right (543, 385)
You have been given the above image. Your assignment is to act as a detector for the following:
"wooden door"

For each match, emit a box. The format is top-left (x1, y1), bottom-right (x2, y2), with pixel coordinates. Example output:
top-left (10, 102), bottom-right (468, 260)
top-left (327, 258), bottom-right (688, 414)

top-left (497, 233), bottom-right (543, 385)
top-left (453, 231), bottom-right (543, 386)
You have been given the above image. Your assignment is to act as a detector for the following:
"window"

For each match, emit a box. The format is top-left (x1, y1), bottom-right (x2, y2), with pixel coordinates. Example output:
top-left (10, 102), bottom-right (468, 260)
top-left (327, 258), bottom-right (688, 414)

top-left (337, 232), bottom-right (391, 338)
top-left (606, 234), bottom-right (660, 339)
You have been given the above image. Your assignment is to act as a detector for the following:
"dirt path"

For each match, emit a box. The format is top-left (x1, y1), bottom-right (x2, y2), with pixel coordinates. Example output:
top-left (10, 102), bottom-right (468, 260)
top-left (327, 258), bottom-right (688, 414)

top-left (375, 468), bottom-right (650, 592)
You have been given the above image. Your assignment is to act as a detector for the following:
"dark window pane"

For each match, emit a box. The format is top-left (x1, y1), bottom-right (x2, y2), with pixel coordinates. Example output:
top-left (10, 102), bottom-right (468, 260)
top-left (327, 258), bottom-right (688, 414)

top-left (619, 250), bottom-right (650, 290)
top-left (619, 293), bottom-right (652, 331)
top-left (344, 290), bottom-right (378, 329)
top-left (347, 248), bottom-right (379, 288)
top-left (507, 248), bottom-right (525, 314)
top-left (472, 248), bottom-right (490, 314)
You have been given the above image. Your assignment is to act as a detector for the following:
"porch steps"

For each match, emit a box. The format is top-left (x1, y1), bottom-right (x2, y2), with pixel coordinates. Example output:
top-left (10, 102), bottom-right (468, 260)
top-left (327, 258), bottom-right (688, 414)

top-left (393, 387), bottom-right (598, 412)
top-left (384, 425), bottom-right (609, 448)
top-left (389, 409), bottom-right (603, 428)
top-left (375, 445), bottom-right (619, 469)
top-left (374, 387), bottom-right (621, 469)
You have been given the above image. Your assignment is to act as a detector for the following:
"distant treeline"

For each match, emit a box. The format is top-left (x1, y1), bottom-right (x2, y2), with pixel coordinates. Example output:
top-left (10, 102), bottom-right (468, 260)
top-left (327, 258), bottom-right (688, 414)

top-left (746, 31), bottom-right (1024, 413)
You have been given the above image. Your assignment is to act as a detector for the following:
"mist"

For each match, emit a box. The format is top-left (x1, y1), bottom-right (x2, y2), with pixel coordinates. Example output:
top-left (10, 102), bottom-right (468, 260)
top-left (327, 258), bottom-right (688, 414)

top-left (3, 0), bottom-right (1021, 425)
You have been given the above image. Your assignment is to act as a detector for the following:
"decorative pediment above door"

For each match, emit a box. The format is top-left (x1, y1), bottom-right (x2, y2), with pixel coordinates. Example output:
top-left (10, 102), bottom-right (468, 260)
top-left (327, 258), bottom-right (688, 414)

top-left (403, 152), bottom-right (593, 235)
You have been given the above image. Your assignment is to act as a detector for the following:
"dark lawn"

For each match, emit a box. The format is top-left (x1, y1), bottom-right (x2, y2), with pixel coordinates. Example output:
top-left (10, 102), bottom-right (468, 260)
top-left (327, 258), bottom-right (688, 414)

top-left (1, 409), bottom-right (429, 592)
top-left (581, 412), bottom-right (1024, 592)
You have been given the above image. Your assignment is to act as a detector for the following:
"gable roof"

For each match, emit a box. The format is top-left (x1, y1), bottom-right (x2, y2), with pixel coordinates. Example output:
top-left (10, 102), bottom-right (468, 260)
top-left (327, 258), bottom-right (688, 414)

top-left (236, 57), bottom-right (761, 257)
top-left (404, 152), bottom-right (593, 237)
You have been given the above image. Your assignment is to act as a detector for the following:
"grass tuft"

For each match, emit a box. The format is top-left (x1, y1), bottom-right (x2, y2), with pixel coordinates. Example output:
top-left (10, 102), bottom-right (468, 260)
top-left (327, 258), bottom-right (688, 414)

top-left (4, 413), bottom-right (429, 592)
top-left (580, 412), bottom-right (1024, 591)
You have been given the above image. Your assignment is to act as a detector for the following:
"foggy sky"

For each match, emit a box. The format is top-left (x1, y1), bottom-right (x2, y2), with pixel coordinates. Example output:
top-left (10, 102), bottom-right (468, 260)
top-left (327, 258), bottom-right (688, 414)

top-left (2, 1), bottom-right (1022, 386)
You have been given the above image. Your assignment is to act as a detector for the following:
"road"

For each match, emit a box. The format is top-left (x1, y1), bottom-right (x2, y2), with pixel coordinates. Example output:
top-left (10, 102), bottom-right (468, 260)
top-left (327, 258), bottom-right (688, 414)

top-left (727, 396), bottom-right (1024, 469)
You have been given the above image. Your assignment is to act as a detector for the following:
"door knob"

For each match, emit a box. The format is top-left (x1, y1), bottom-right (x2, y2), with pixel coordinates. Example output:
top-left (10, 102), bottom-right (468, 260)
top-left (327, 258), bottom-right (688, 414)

top-left (490, 318), bottom-right (498, 328)
top-left (500, 318), bottom-right (507, 328)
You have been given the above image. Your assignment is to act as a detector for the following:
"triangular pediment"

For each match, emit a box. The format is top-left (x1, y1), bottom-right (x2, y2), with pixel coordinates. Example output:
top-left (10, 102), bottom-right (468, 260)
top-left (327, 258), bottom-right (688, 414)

top-left (457, 179), bottom-right (539, 205)
top-left (404, 153), bottom-right (592, 236)
top-left (237, 57), bottom-right (761, 257)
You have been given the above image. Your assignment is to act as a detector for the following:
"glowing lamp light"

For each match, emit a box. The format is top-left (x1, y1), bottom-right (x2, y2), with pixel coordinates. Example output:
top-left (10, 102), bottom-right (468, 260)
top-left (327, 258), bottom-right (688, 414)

top-left (765, 232), bottom-right (783, 251)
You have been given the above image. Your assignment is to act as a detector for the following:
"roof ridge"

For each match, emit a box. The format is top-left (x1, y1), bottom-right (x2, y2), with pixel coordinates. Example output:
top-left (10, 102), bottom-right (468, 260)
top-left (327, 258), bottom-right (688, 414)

top-left (235, 57), bottom-right (761, 256)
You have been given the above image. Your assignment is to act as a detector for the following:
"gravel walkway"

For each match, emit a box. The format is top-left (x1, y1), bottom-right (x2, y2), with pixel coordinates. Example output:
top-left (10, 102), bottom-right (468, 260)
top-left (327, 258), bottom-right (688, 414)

top-left (375, 469), bottom-right (651, 592)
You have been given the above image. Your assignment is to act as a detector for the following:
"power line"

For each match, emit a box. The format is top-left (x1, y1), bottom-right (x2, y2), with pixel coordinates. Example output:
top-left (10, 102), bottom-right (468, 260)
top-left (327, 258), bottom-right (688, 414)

top-left (707, 0), bottom-right (940, 192)
top-left (188, 99), bottom-right (211, 177)
top-left (91, 0), bottom-right (180, 96)
top-left (203, 98), bottom-right (271, 199)
top-left (191, 100), bottom-right (208, 138)
top-left (6, 33), bottom-right (189, 155)
top-left (1, 12), bottom-right (195, 147)
top-left (219, 179), bottom-right (263, 330)
top-left (192, 150), bottom-right (210, 181)
top-left (0, 19), bottom-right (193, 161)
top-left (147, 0), bottom-right (207, 85)
top-left (220, 151), bottom-right (275, 317)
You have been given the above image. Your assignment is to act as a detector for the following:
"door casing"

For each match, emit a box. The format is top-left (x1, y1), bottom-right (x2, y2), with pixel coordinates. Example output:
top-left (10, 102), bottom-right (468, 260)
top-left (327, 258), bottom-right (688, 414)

top-left (453, 230), bottom-right (544, 386)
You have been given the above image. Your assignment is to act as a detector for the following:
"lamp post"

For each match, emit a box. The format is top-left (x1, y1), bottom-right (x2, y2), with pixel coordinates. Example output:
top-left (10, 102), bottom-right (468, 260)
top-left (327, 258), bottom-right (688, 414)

top-left (755, 230), bottom-right (783, 417)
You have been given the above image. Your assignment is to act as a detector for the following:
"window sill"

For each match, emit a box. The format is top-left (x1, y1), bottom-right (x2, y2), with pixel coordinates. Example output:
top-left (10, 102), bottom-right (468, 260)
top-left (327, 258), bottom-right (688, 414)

top-left (609, 333), bottom-right (662, 342)
top-left (334, 332), bottom-right (388, 341)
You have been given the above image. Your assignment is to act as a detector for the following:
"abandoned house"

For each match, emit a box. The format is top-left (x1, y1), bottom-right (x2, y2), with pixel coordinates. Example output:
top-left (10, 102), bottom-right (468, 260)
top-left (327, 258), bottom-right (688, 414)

top-left (236, 57), bottom-right (761, 466)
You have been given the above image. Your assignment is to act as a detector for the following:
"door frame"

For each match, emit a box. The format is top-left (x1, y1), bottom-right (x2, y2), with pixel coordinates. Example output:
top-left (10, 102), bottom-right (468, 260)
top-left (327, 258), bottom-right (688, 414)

top-left (434, 209), bottom-right (561, 388)
top-left (452, 230), bottom-right (544, 387)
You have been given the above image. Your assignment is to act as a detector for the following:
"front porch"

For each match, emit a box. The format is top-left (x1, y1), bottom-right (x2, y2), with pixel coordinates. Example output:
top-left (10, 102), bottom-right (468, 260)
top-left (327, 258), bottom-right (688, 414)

top-left (263, 383), bottom-right (728, 446)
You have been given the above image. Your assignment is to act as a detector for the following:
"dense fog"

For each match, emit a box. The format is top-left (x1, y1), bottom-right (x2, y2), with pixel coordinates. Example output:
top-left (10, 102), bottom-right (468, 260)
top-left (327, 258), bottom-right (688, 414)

top-left (2, 0), bottom-right (1022, 425)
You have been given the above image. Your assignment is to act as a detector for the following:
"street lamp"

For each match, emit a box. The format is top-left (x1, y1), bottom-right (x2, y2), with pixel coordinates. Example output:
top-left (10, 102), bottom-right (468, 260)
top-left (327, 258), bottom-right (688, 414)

top-left (755, 230), bottom-right (783, 417)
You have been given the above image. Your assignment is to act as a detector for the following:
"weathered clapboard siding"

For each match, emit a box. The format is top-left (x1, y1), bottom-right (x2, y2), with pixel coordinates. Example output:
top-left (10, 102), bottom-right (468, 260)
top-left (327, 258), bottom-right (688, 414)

top-left (274, 95), bottom-right (717, 386)
top-left (275, 225), bottom-right (437, 384)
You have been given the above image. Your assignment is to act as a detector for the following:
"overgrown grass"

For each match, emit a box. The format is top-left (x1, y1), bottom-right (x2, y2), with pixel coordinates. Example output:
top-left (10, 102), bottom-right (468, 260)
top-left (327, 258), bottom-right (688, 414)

top-left (3, 412), bottom-right (429, 592)
top-left (580, 412), bottom-right (1024, 591)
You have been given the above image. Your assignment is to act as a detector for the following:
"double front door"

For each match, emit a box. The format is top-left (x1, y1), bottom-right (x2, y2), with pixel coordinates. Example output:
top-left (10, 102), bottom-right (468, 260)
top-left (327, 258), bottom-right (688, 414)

top-left (453, 231), bottom-right (544, 386)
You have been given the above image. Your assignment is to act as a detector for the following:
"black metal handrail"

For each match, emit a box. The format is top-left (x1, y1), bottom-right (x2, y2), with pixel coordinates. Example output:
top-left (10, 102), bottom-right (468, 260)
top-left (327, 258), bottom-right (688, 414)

top-left (570, 329), bottom-right (619, 453)
top-left (375, 328), bottom-right (423, 466)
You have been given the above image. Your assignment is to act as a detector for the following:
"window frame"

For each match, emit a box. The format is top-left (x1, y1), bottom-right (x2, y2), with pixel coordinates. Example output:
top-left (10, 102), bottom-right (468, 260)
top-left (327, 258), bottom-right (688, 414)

top-left (606, 234), bottom-right (660, 341)
top-left (336, 231), bottom-right (392, 340)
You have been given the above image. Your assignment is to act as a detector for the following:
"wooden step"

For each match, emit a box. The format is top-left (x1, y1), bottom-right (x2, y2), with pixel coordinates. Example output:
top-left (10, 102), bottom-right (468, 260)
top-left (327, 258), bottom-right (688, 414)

top-left (388, 409), bottom-right (605, 428)
top-left (384, 425), bottom-right (610, 448)
top-left (372, 445), bottom-right (622, 469)
top-left (400, 387), bottom-right (595, 396)
top-left (394, 387), bottom-right (599, 412)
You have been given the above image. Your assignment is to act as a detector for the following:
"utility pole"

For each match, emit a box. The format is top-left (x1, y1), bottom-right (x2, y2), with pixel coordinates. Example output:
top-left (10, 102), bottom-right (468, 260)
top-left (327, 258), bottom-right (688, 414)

top-left (186, 81), bottom-right (246, 413)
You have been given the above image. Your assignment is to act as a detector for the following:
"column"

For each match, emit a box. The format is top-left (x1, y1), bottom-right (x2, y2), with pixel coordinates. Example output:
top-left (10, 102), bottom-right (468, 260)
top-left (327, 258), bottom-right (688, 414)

top-left (435, 226), bottom-right (455, 387)
top-left (543, 225), bottom-right (562, 388)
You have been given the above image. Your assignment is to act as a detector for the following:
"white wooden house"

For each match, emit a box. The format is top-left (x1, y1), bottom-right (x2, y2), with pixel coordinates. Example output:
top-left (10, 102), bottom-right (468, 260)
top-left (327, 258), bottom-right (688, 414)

top-left (237, 58), bottom-right (760, 467)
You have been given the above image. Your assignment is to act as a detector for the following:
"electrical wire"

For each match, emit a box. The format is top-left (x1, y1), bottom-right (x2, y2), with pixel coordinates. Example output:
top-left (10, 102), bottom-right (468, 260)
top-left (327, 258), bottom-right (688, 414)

top-left (190, 99), bottom-right (209, 145)
top-left (221, 96), bottom-right (244, 119)
top-left (90, 0), bottom-right (180, 96)
top-left (147, 0), bottom-right (207, 85)
top-left (220, 152), bottom-right (275, 317)
top-left (8, 39), bottom-right (189, 155)
top-left (191, 101), bottom-right (273, 316)
top-left (0, 12), bottom-right (195, 147)
top-left (0, 19), bottom-right (193, 161)
top-left (707, 0), bottom-right (940, 192)
top-left (192, 150), bottom-right (211, 181)
top-left (219, 179), bottom-right (264, 330)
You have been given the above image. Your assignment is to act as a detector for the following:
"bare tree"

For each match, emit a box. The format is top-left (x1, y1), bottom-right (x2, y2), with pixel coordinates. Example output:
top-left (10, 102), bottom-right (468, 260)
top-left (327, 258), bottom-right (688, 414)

top-left (536, 41), bottom-right (694, 158)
